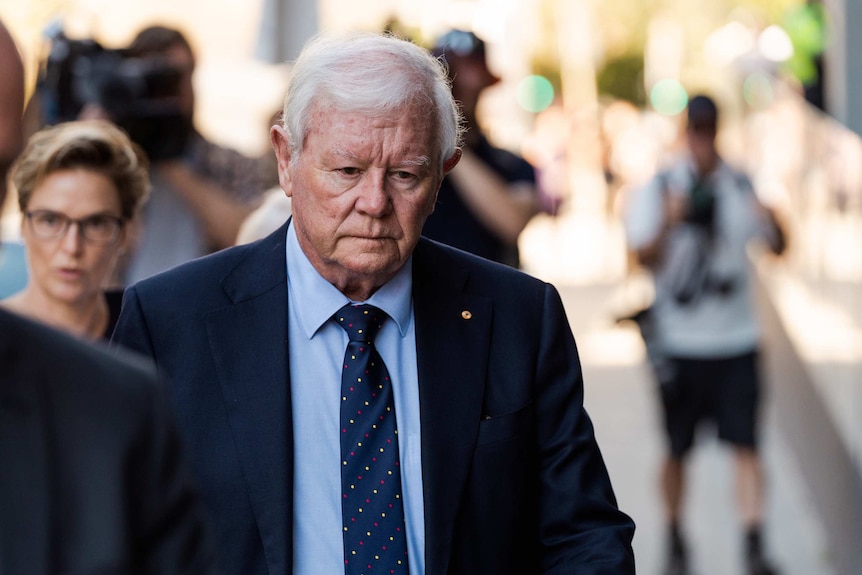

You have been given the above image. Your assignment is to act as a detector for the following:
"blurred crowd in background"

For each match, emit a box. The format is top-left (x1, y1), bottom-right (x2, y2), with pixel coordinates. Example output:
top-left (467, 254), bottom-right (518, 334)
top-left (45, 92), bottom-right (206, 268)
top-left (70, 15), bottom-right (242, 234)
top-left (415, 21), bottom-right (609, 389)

top-left (2, 0), bottom-right (855, 283)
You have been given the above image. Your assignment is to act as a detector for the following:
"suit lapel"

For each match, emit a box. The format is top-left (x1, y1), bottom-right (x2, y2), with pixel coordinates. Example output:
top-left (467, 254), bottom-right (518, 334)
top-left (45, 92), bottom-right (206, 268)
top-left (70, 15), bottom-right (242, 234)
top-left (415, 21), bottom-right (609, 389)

top-left (205, 223), bottom-right (293, 574)
top-left (412, 241), bottom-right (491, 575)
top-left (0, 320), bottom-right (52, 574)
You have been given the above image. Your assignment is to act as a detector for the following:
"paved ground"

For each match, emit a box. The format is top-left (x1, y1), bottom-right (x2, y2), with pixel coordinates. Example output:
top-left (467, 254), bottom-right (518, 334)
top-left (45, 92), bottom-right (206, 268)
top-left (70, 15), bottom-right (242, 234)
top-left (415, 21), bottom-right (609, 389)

top-left (554, 282), bottom-right (837, 575)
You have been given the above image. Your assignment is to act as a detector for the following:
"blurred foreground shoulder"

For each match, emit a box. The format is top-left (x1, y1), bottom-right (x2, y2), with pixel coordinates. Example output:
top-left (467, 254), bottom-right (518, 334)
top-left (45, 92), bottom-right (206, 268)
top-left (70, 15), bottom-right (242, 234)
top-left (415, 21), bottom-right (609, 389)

top-left (0, 308), bottom-right (218, 574)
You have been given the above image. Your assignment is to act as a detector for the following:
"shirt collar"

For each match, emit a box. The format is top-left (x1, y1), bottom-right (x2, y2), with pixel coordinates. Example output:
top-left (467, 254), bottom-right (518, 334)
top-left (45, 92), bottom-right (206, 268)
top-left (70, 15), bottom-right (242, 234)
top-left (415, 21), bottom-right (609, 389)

top-left (285, 221), bottom-right (413, 339)
top-left (682, 152), bottom-right (729, 182)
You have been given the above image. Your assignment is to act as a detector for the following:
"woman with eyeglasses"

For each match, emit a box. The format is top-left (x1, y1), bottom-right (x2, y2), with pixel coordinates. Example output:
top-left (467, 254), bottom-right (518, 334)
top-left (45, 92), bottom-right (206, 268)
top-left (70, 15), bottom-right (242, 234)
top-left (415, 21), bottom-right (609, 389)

top-left (2, 120), bottom-right (149, 340)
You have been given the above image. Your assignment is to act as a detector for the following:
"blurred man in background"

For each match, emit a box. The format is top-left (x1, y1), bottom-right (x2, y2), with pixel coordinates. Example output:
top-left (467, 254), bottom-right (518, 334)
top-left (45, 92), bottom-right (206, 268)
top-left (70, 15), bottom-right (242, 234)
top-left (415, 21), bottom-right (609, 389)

top-left (422, 29), bottom-right (540, 267)
top-left (116, 25), bottom-right (272, 282)
top-left (623, 95), bottom-right (785, 575)
top-left (36, 24), bottom-right (273, 282)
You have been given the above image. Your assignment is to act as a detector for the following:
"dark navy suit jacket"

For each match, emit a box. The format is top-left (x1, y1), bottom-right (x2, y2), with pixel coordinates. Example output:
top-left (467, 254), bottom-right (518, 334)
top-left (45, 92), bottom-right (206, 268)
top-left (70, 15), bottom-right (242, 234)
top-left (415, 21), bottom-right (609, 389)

top-left (112, 222), bottom-right (635, 575)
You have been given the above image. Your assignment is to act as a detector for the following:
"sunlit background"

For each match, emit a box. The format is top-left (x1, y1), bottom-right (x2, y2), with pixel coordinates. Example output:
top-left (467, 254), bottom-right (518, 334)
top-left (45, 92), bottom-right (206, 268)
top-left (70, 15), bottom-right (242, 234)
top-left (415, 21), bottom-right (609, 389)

top-left (2, 1), bottom-right (860, 574)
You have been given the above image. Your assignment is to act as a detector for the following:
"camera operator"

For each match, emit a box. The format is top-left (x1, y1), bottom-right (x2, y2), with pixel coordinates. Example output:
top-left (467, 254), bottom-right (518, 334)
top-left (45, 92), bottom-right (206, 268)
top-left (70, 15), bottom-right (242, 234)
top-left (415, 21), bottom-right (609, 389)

top-left (623, 95), bottom-right (785, 575)
top-left (421, 29), bottom-right (541, 268)
top-left (72, 25), bottom-right (270, 283)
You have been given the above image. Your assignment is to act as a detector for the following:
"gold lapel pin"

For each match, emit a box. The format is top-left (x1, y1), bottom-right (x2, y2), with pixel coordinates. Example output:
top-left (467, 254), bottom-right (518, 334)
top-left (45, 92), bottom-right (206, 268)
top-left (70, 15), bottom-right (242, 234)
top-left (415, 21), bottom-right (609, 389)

top-left (461, 310), bottom-right (472, 320)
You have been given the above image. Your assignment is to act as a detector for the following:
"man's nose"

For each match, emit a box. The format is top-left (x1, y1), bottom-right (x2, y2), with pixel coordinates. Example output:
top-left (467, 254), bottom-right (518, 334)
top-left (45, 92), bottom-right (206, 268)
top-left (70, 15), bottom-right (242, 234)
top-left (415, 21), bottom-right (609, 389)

top-left (355, 172), bottom-right (392, 215)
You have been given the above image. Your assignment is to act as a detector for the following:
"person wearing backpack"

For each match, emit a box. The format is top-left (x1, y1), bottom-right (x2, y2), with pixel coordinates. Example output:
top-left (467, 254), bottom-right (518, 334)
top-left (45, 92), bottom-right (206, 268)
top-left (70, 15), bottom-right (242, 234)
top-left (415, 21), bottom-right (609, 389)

top-left (623, 95), bottom-right (786, 575)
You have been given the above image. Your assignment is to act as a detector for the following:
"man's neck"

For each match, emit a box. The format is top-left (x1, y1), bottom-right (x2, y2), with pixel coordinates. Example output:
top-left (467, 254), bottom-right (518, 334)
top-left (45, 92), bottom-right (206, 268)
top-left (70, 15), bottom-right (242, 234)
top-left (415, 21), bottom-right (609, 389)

top-left (695, 153), bottom-right (720, 178)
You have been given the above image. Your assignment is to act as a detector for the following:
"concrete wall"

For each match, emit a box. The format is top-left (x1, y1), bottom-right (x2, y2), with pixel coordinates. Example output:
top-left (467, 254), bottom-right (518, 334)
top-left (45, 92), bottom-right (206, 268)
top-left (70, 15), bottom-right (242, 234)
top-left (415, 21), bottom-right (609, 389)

top-left (824, 0), bottom-right (862, 137)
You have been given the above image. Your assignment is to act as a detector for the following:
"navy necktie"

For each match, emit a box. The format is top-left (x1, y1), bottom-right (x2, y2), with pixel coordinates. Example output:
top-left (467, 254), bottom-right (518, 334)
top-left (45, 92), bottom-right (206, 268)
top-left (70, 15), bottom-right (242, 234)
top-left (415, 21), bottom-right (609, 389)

top-left (335, 304), bottom-right (409, 575)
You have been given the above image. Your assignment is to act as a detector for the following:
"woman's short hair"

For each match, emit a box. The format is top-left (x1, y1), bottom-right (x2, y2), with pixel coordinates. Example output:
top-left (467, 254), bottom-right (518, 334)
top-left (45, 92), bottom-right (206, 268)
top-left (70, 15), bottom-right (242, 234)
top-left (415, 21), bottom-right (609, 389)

top-left (282, 32), bottom-right (463, 169)
top-left (11, 120), bottom-right (150, 220)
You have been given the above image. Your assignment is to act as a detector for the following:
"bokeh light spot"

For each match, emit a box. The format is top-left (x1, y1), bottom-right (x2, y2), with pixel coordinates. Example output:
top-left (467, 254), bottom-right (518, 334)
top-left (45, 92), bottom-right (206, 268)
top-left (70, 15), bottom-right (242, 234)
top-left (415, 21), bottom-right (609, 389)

top-left (650, 79), bottom-right (688, 116)
top-left (516, 75), bottom-right (555, 113)
top-left (743, 73), bottom-right (774, 109)
top-left (759, 25), bottom-right (794, 62)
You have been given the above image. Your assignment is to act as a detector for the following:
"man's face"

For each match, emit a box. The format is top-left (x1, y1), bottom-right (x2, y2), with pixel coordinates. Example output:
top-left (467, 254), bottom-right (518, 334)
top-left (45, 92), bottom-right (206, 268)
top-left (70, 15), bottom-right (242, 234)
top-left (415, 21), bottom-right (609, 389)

top-left (686, 124), bottom-right (717, 172)
top-left (271, 101), bottom-right (460, 300)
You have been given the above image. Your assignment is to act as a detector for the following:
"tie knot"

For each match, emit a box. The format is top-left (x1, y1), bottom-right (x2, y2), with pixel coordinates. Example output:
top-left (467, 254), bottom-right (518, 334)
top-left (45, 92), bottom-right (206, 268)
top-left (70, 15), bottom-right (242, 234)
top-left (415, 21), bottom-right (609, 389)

top-left (335, 304), bottom-right (386, 343)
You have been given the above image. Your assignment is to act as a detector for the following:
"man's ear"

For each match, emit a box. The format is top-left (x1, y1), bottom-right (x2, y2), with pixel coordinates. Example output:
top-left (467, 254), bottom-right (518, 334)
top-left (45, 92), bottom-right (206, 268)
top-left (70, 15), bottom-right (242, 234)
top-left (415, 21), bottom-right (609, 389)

top-left (442, 149), bottom-right (462, 175)
top-left (270, 125), bottom-right (295, 197)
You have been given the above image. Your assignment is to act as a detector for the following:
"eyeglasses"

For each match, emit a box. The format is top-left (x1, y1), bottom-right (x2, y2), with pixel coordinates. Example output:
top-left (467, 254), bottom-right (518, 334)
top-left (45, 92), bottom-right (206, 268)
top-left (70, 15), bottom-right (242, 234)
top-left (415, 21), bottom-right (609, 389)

top-left (25, 210), bottom-right (125, 245)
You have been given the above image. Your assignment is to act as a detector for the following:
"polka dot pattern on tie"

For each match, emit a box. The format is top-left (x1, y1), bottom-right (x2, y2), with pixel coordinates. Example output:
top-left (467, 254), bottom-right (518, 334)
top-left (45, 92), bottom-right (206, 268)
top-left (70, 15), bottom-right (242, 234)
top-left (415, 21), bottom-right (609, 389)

top-left (336, 303), bottom-right (409, 575)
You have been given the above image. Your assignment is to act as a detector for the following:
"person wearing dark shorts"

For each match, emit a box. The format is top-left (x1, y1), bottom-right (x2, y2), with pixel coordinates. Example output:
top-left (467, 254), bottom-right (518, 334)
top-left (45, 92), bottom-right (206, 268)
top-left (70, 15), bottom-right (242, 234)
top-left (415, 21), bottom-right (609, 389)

top-left (623, 95), bottom-right (786, 575)
top-left (661, 351), bottom-right (761, 457)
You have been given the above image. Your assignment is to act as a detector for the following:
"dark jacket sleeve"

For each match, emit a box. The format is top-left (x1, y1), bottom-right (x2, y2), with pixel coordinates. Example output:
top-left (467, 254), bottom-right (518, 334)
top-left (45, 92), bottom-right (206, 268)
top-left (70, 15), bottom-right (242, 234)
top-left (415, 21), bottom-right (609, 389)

top-left (534, 283), bottom-right (635, 574)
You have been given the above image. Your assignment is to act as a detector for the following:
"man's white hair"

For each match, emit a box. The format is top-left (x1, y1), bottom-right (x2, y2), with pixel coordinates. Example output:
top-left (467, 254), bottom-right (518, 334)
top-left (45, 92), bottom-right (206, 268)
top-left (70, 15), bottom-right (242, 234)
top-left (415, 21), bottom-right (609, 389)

top-left (281, 32), bottom-right (463, 170)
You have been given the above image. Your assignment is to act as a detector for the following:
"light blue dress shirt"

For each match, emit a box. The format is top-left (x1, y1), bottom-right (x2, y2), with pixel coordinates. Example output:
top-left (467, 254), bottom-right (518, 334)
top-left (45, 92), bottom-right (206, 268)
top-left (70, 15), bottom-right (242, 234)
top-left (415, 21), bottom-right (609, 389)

top-left (286, 222), bottom-right (426, 575)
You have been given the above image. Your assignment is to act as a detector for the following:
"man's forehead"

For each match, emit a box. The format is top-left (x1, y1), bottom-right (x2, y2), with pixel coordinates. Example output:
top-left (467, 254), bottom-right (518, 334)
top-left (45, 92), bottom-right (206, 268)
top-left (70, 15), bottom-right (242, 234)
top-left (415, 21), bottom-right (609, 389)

top-left (308, 110), bottom-right (437, 163)
top-left (324, 141), bottom-right (432, 169)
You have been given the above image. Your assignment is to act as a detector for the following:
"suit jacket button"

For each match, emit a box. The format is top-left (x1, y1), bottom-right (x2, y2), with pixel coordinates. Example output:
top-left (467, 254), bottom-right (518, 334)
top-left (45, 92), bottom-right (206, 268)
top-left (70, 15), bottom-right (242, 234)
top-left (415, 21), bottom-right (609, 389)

top-left (461, 310), bottom-right (472, 320)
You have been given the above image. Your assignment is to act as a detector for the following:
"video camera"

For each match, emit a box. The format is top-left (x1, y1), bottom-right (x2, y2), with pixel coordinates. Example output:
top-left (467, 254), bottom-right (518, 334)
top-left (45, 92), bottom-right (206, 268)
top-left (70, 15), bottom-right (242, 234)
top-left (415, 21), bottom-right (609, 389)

top-left (37, 28), bottom-right (192, 161)
top-left (685, 179), bottom-right (716, 231)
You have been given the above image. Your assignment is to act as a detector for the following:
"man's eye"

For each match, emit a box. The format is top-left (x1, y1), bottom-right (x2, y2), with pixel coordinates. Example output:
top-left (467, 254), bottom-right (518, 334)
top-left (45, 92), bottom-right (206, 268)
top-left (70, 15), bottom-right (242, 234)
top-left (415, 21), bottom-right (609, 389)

top-left (392, 171), bottom-right (417, 180)
top-left (338, 167), bottom-right (361, 176)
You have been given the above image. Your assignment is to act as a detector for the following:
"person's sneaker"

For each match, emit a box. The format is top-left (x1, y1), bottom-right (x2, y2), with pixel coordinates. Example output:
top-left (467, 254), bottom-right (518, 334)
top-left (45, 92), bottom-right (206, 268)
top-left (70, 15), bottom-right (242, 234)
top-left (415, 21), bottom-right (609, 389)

top-left (665, 526), bottom-right (689, 575)
top-left (745, 526), bottom-right (778, 575)
top-left (747, 553), bottom-right (778, 575)
top-left (665, 551), bottom-right (689, 575)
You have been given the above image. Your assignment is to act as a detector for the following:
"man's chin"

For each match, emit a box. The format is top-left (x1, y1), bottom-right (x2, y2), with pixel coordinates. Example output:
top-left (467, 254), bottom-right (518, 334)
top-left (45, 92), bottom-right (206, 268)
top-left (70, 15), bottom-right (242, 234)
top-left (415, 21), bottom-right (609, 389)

top-left (342, 252), bottom-right (401, 277)
top-left (328, 250), bottom-right (404, 289)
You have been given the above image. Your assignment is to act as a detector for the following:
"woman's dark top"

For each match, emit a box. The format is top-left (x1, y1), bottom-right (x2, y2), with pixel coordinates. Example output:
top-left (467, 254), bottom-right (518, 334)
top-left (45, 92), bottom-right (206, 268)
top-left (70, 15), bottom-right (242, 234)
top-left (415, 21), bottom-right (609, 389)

top-left (103, 289), bottom-right (124, 340)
